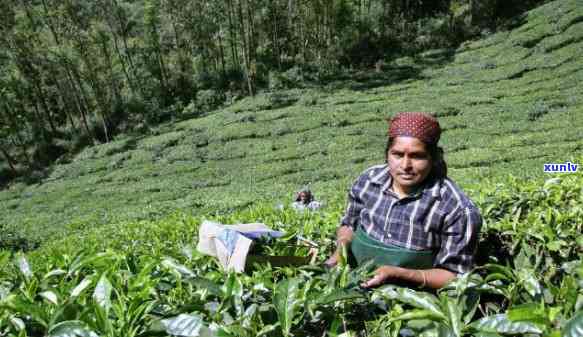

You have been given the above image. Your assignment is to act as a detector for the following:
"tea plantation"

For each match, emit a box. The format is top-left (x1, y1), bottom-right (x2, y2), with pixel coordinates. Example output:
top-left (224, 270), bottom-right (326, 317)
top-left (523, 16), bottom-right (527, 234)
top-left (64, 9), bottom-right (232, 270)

top-left (1, 0), bottom-right (583, 245)
top-left (1, 0), bottom-right (583, 336)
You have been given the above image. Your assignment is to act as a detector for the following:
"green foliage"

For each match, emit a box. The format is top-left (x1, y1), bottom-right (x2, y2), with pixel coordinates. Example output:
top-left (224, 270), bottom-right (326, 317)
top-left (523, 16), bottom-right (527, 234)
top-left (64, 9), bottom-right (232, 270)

top-left (0, 3), bottom-right (583, 334)
top-left (196, 90), bottom-right (226, 113)
top-left (0, 0), bottom-right (555, 186)
top-left (527, 100), bottom-right (551, 121)
top-left (0, 169), bottom-right (582, 336)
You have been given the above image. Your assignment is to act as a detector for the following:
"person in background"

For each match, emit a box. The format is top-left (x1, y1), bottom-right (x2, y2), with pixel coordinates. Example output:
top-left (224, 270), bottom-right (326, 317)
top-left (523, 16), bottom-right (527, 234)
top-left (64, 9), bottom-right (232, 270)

top-left (292, 188), bottom-right (322, 211)
top-left (325, 112), bottom-right (482, 289)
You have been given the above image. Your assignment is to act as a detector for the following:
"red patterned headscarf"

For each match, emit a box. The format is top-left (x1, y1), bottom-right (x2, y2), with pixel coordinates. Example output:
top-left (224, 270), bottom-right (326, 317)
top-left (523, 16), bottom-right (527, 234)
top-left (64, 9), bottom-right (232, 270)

top-left (388, 112), bottom-right (441, 145)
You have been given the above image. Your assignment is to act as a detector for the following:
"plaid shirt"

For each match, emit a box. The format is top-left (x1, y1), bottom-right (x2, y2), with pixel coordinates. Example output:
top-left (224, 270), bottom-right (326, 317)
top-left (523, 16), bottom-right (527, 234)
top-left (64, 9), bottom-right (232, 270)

top-left (340, 164), bottom-right (482, 274)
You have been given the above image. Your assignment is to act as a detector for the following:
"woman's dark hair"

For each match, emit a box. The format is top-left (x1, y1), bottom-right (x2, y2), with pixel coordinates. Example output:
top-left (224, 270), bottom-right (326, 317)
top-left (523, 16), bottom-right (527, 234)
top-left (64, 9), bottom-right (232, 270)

top-left (295, 190), bottom-right (314, 203)
top-left (385, 137), bottom-right (448, 180)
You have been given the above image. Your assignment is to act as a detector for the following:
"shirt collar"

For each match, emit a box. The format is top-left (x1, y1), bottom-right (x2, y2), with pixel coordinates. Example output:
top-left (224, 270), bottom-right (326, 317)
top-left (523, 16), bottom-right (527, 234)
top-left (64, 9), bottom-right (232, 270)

top-left (369, 164), bottom-right (392, 185)
top-left (369, 164), bottom-right (442, 200)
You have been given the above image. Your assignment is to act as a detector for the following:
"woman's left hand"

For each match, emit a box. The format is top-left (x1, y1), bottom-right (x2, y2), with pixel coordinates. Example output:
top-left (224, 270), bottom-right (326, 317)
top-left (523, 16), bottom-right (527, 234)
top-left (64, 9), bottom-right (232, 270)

top-left (361, 265), bottom-right (402, 288)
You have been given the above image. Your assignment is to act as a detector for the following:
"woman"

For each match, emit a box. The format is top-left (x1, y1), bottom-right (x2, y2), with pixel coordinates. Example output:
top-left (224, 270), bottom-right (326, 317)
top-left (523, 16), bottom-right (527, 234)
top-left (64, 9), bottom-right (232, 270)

top-left (292, 188), bottom-right (322, 211)
top-left (325, 112), bottom-right (482, 289)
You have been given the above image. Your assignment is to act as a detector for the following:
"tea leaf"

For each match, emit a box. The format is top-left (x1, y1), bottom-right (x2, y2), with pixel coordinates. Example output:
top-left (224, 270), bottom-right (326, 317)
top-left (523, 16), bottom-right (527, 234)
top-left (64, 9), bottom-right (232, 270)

top-left (375, 286), bottom-right (446, 320)
top-left (563, 311), bottom-right (583, 337)
top-left (315, 287), bottom-right (364, 305)
top-left (162, 258), bottom-right (196, 278)
top-left (93, 274), bottom-right (112, 311)
top-left (160, 314), bottom-right (216, 337)
top-left (15, 254), bottom-right (32, 280)
top-left (48, 320), bottom-right (99, 337)
top-left (470, 314), bottom-right (543, 334)
top-left (70, 277), bottom-right (92, 298)
top-left (274, 278), bottom-right (303, 336)
top-left (40, 291), bottom-right (59, 305)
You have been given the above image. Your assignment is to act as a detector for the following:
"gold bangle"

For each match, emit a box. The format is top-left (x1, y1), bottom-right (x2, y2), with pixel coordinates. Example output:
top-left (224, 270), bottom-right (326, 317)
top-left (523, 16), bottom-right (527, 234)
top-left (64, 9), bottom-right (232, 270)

top-left (418, 270), bottom-right (427, 288)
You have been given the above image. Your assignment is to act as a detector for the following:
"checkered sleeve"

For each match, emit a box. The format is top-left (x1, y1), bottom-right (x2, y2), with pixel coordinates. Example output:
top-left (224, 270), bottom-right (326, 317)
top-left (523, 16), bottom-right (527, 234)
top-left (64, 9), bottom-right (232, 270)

top-left (434, 205), bottom-right (482, 274)
top-left (339, 174), bottom-right (367, 231)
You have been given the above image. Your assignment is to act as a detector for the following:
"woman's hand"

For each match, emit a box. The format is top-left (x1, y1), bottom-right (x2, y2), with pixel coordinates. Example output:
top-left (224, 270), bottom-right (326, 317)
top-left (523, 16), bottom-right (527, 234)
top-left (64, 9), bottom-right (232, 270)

top-left (324, 225), bottom-right (354, 268)
top-left (361, 266), bottom-right (456, 289)
top-left (361, 265), bottom-right (403, 288)
top-left (324, 250), bottom-right (341, 268)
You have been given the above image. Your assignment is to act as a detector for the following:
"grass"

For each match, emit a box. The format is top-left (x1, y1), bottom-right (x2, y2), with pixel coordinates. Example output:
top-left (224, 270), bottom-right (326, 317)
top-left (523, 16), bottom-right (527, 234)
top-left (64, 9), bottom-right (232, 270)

top-left (1, 0), bottom-right (583, 247)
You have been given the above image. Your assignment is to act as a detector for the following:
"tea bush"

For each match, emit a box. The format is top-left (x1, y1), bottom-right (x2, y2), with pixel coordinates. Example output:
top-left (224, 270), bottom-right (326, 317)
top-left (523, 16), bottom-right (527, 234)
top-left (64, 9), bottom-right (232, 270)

top-left (0, 170), bottom-right (582, 336)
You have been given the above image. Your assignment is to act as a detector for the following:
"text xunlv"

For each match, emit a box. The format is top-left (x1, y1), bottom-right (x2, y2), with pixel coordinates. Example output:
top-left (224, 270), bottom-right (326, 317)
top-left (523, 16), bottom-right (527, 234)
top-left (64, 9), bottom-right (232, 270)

top-left (543, 162), bottom-right (579, 173)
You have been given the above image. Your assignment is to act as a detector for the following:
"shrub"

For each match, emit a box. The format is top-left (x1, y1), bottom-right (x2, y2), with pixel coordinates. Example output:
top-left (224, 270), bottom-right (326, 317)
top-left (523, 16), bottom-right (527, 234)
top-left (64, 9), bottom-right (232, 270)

top-left (415, 15), bottom-right (453, 49)
top-left (298, 93), bottom-right (319, 106)
top-left (196, 89), bottom-right (225, 113)
top-left (527, 100), bottom-right (550, 121)
top-left (124, 94), bottom-right (158, 125)
top-left (0, 166), bottom-right (17, 188)
top-left (266, 91), bottom-right (299, 110)
top-left (0, 223), bottom-right (38, 252)
top-left (340, 31), bottom-right (389, 67)
top-left (283, 66), bottom-right (305, 86)
top-left (268, 67), bottom-right (307, 90)
top-left (268, 71), bottom-right (286, 90)
top-left (31, 142), bottom-right (67, 169)
top-left (181, 100), bottom-right (200, 118)
top-left (224, 90), bottom-right (242, 106)
top-left (271, 125), bottom-right (293, 137)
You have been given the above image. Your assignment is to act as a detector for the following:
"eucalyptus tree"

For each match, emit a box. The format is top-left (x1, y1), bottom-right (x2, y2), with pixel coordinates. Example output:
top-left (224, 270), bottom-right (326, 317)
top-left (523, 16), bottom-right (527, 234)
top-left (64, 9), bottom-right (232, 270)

top-left (159, 0), bottom-right (195, 102)
top-left (103, 0), bottom-right (143, 96)
top-left (0, 119), bottom-right (18, 174)
top-left (143, 0), bottom-right (170, 104)
top-left (0, 75), bottom-right (32, 171)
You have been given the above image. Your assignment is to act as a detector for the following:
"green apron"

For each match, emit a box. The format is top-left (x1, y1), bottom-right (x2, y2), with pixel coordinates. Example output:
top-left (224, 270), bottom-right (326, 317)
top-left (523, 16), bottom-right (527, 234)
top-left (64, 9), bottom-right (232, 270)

top-left (351, 226), bottom-right (434, 269)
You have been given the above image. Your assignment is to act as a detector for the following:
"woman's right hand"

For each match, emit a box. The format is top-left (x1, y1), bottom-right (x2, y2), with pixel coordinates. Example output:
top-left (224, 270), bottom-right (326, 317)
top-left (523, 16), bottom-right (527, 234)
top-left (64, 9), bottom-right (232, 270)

top-left (324, 250), bottom-right (341, 268)
top-left (324, 225), bottom-right (354, 268)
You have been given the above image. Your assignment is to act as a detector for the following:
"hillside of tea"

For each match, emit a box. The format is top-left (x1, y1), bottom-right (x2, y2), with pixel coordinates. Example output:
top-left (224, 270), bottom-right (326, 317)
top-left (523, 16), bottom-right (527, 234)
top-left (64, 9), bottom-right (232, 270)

top-left (1, 1), bottom-right (583, 335)
top-left (0, 161), bottom-right (582, 336)
top-left (2, 0), bottom-right (583, 247)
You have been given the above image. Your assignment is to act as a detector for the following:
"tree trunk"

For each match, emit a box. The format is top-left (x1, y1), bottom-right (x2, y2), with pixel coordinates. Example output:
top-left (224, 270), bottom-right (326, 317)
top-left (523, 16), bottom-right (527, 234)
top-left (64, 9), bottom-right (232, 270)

top-left (288, 0), bottom-right (295, 57)
top-left (300, 7), bottom-right (306, 63)
top-left (10, 135), bottom-right (30, 165)
top-left (157, 50), bottom-right (169, 98)
top-left (99, 36), bottom-right (115, 143)
top-left (69, 63), bottom-right (93, 124)
top-left (59, 83), bottom-right (78, 133)
top-left (0, 146), bottom-right (17, 174)
top-left (226, 0), bottom-right (240, 70)
top-left (63, 62), bottom-right (92, 138)
top-left (237, 0), bottom-right (254, 96)
top-left (20, 0), bottom-right (39, 34)
top-left (246, 0), bottom-right (257, 93)
top-left (217, 31), bottom-right (227, 76)
top-left (104, 3), bottom-right (136, 95)
top-left (40, 0), bottom-right (61, 45)
top-left (0, 101), bottom-right (30, 165)
top-left (30, 98), bottom-right (51, 143)
top-left (271, 2), bottom-right (281, 69)
top-left (112, 0), bottom-right (141, 94)
top-left (32, 80), bottom-right (58, 135)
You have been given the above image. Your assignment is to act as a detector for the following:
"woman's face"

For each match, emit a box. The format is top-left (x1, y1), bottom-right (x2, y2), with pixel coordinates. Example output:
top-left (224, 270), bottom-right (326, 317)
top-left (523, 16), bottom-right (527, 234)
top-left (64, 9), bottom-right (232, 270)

top-left (387, 136), bottom-right (432, 195)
